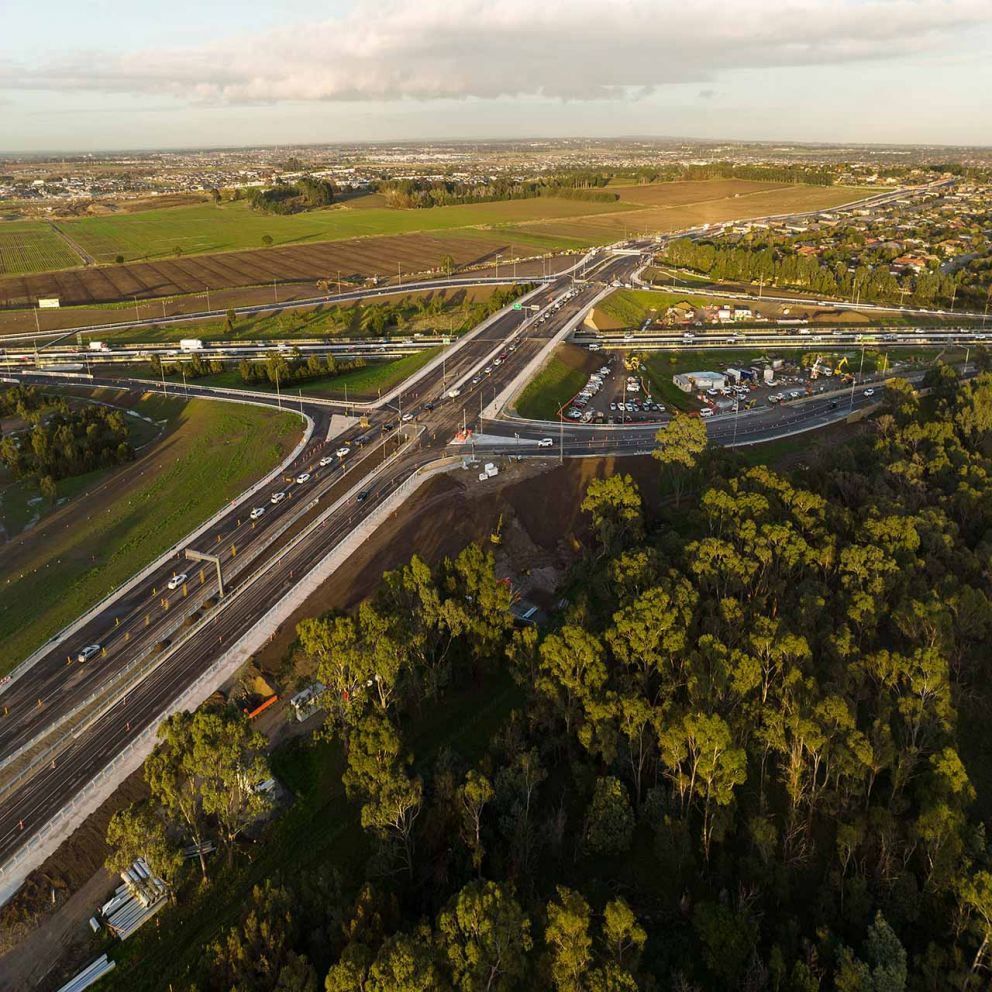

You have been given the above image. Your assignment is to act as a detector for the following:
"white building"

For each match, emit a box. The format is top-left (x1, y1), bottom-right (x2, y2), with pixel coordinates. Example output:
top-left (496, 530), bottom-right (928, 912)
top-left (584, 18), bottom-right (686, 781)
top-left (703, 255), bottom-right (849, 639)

top-left (673, 371), bottom-right (727, 393)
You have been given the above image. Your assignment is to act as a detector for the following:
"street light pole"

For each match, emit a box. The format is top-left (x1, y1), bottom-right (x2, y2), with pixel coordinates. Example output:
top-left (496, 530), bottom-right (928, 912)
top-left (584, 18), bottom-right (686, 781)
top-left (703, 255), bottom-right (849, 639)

top-left (849, 345), bottom-right (865, 412)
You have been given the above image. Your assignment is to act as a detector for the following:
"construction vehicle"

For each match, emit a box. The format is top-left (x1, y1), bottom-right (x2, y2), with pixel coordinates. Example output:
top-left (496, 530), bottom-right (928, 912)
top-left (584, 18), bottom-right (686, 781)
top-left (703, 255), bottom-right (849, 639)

top-left (490, 514), bottom-right (503, 547)
top-left (623, 354), bottom-right (642, 372)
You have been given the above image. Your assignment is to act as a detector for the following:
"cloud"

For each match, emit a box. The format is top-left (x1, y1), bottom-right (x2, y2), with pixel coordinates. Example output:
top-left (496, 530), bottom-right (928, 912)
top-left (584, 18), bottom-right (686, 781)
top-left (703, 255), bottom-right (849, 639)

top-left (1, 0), bottom-right (987, 105)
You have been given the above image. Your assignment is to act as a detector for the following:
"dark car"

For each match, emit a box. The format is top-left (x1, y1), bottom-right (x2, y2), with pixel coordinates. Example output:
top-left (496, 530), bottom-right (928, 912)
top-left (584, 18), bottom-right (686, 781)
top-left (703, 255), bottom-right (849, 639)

top-left (357, 490), bottom-right (371, 503)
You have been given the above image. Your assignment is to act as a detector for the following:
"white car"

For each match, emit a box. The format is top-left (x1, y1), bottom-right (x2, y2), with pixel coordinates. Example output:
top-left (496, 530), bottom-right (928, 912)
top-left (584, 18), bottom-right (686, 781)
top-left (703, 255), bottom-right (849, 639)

top-left (167, 573), bottom-right (188, 591)
top-left (296, 472), bottom-right (311, 484)
top-left (319, 455), bottom-right (333, 467)
top-left (483, 366), bottom-right (493, 375)
top-left (77, 643), bottom-right (101, 663)
top-left (250, 506), bottom-right (266, 520)
top-left (401, 413), bottom-right (414, 422)
top-left (699, 408), bottom-right (714, 418)
top-left (271, 491), bottom-right (287, 504)
top-left (863, 388), bottom-right (875, 397)
top-left (336, 446), bottom-right (351, 458)
top-left (536, 437), bottom-right (554, 448)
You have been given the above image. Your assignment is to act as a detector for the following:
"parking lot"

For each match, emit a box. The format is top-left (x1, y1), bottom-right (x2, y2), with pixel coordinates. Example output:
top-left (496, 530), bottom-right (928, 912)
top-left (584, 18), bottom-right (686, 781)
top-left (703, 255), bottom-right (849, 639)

top-left (560, 355), bottom-right (668, 425)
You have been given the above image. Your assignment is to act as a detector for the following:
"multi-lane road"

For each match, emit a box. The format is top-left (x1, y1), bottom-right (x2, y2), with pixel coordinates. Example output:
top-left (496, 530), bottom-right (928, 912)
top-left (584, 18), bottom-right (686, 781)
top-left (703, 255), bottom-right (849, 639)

top-left (0, 188), bottom-right (959, 889)
top-left (0, 273), bottom-right (604, 875)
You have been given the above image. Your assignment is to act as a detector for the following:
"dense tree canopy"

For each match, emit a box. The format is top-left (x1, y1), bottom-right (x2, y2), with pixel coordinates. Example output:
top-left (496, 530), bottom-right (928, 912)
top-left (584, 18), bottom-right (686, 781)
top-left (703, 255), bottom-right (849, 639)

top-left (105, 369), bottom-right (992, 992)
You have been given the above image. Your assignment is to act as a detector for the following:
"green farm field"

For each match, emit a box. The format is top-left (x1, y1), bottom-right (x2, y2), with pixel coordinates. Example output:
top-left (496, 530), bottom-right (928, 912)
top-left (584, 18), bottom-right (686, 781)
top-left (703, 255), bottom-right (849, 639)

top-left (61, 196), bottom-right (639, 264)
top-left (0, 394), bottom-right (301, 670)
top-left (0, 222), bottom-right (83, 275)
top-left (0, 181), bottom-right (886, 309)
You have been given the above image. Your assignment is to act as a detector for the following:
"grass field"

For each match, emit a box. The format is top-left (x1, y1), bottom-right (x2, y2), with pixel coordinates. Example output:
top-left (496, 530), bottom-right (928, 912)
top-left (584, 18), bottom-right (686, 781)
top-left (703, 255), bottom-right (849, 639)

top-left (515, 343), bottom-right (598, 421)
top-left (61, 197), bottom-right (639, 264)
top-left (0, 395), bottom-right (164, 540)
top-left (0, 223), bottom-right (83, 275)
top-left (0, 181), bottom-right (880, 311)
top-left (0, 397), bottom-right (301, 670)
top-left (512, 183), bottom-right (870, 246)
top-left (141, 347), bottom-right (441, 402)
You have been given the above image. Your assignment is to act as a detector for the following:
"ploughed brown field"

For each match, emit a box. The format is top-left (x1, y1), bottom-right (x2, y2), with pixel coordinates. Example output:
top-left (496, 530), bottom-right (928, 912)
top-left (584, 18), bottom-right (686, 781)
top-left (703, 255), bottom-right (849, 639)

top-left (0, 229), bottom-right (552, 309)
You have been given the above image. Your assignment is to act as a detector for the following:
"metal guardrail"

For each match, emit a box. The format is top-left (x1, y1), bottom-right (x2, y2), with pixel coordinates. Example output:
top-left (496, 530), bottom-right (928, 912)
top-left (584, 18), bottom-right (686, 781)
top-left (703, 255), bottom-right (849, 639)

top-left (0, 430), bottom-right (418, 803)
top-left (0, 434), bottom-right (435, 903)
top-left (0, 409), bottom-right (315, 697)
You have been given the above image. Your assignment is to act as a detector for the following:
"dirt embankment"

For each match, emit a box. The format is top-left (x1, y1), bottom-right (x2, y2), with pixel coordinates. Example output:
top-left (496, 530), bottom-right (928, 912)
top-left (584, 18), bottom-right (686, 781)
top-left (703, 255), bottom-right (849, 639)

top-left (0, 453), bottom-right (662, 989)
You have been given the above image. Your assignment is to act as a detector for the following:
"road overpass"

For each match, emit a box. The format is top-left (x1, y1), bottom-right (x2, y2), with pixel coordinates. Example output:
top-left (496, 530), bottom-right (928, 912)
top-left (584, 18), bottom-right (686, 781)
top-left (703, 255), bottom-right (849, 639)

top-left (0, 188), bottom-right (936, 902)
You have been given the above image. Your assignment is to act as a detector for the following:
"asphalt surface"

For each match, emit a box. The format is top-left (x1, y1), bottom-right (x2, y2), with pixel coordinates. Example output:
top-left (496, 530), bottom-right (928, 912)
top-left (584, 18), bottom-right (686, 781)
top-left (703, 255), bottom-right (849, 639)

top-left (0, 211), bottom-right (922, 871)
top-left (0, 273), bottom-right (596, 865)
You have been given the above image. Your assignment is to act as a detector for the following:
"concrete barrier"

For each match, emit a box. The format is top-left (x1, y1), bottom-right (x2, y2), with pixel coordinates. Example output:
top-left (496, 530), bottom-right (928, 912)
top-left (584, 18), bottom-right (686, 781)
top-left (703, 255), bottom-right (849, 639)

top-left (483, 286), bottom-right (613, 420)
top-left (0, 453), bottom-right (462, 908)
top-left (0, 396), bottom-right (315, 696)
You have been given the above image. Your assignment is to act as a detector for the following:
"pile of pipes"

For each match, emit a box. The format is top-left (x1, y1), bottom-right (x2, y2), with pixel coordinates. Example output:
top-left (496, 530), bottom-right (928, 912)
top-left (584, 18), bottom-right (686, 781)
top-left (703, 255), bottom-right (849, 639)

top-left (99, 858), bottom-right (167, 939)
top-left (54, 953), bottom-right (115, 992)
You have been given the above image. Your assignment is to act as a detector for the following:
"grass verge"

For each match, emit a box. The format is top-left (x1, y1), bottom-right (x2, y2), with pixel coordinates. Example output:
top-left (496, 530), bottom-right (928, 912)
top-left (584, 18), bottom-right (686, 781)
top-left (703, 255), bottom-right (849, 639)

top-left (515, 344), bottom-right (597, 421)
top-left (0, 399), bottom-right (301, 672)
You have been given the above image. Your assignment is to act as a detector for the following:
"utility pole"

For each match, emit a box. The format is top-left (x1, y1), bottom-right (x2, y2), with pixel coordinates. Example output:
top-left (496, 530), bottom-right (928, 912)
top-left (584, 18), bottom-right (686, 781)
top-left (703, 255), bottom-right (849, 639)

top-left (273, 279), bottom-right (278, 304)
top-left (397, 262), bottom-right (401, 286)
top-left (275, 369), bottom-right (282, 409)
top-left (133, 296), bottom-right (140, 321)
top-left (204, 286), bottom-right (211, 311)
top-left (337, 270), bottom-right (342, 295)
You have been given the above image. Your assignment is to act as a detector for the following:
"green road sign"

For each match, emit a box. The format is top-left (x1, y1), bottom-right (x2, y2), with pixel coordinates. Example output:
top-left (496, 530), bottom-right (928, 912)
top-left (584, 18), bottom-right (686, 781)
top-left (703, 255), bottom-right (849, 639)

top-left (512, 303), bottom-right (522, 311)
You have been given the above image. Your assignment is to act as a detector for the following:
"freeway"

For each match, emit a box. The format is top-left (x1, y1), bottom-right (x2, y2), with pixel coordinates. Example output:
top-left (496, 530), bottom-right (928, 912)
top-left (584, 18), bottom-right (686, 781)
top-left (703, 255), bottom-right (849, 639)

top-left (0, 184), bottom-right (927, 883)
top-left (0, 274), bottom-right (597, 872)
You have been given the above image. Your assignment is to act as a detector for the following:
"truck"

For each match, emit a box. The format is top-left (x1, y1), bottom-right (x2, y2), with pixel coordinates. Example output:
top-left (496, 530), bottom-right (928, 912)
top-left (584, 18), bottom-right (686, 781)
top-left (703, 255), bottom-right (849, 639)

top-left (88, 341), bottom-right (110, 352)
top-left (180, 338), bottom-right (204, 352)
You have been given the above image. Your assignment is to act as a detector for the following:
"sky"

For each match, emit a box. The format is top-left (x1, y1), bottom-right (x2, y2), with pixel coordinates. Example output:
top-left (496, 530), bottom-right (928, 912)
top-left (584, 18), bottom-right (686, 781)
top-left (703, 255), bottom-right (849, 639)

top-left (2, 0), bottom-right (991, 152)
